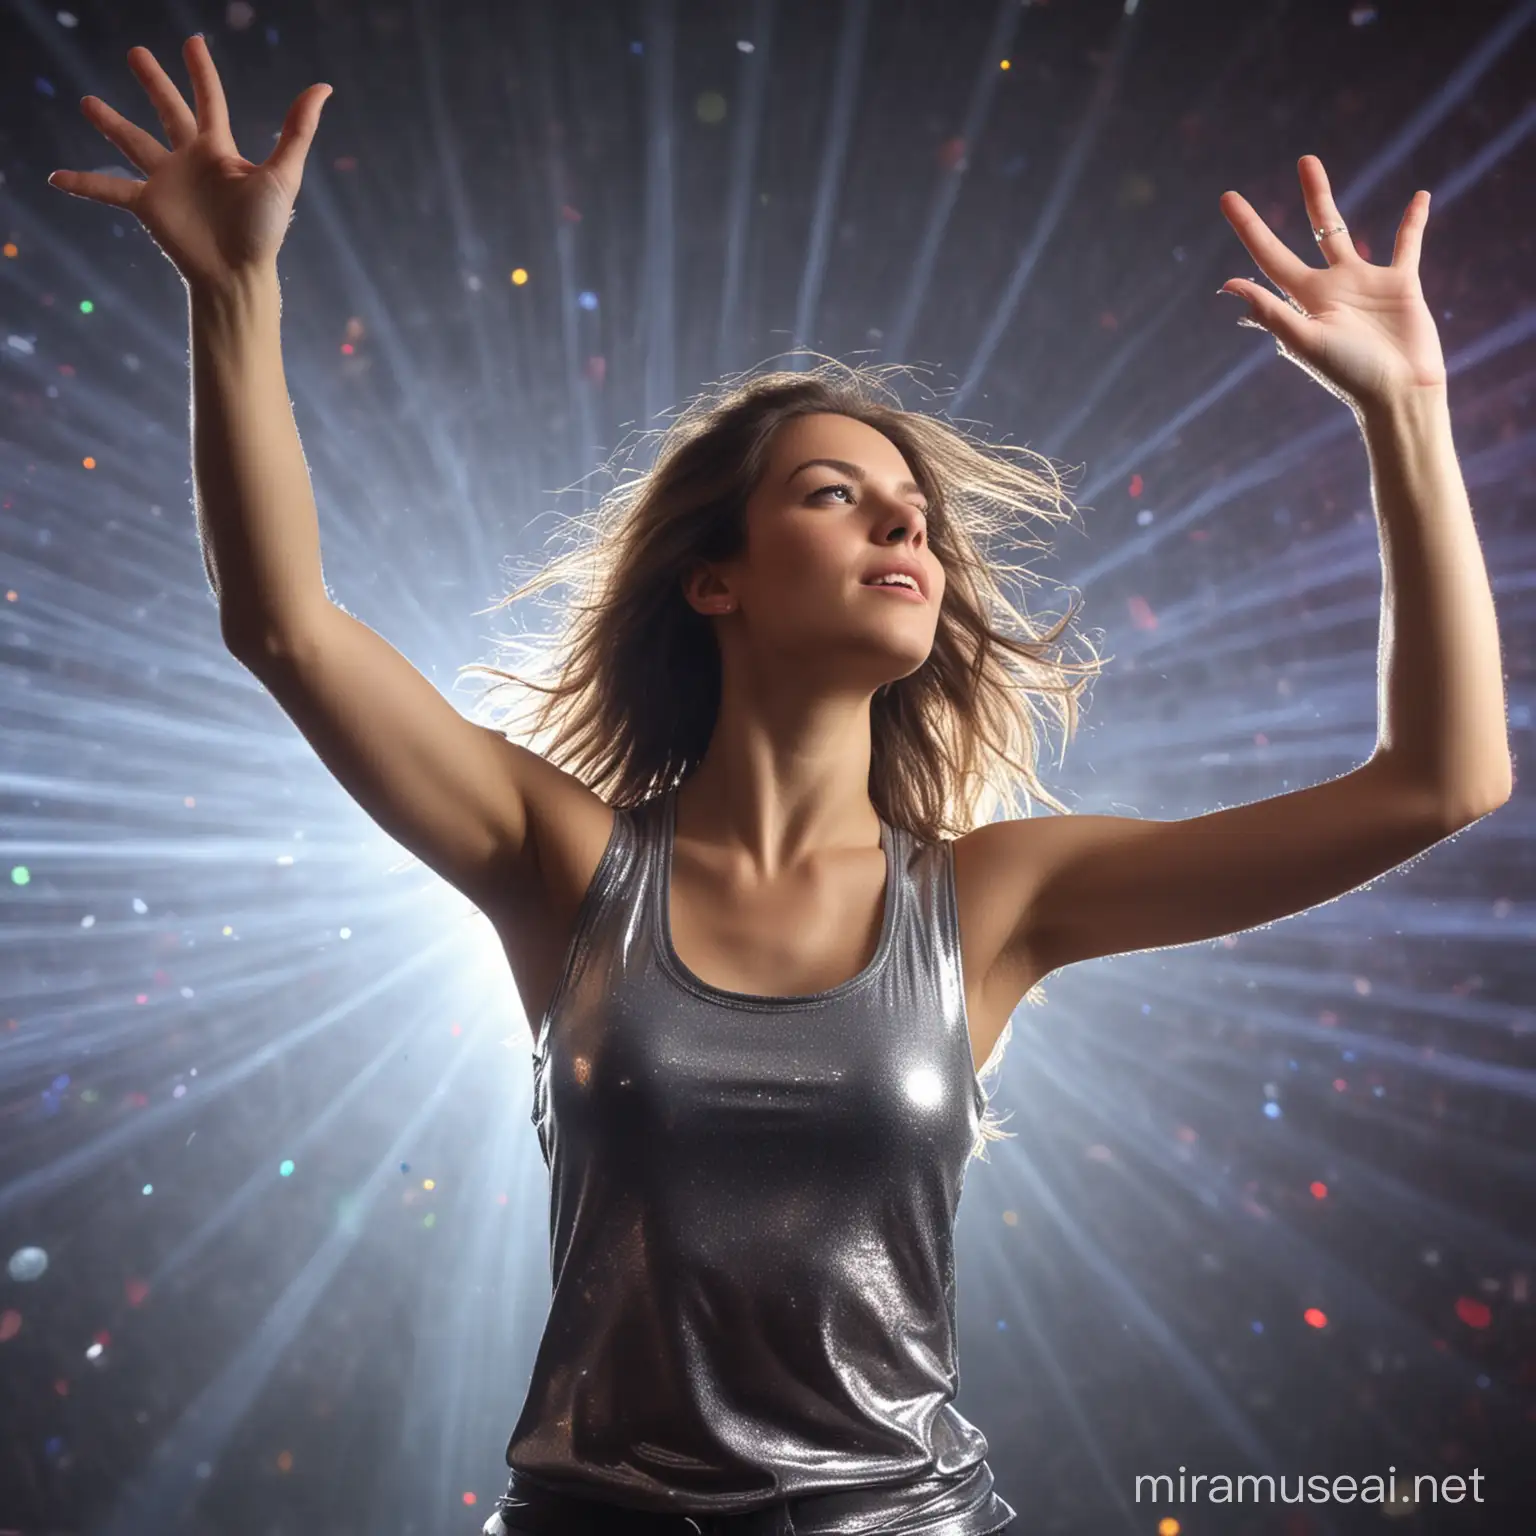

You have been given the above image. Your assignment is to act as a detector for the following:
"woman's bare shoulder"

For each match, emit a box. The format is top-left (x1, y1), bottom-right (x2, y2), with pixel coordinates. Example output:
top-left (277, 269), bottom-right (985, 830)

top-left (480, 735), bottom-right (618, 916)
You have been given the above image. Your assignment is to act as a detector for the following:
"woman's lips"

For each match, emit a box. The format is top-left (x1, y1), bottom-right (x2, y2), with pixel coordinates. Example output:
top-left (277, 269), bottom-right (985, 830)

top-left (860, 580), bottom-right (926, 602)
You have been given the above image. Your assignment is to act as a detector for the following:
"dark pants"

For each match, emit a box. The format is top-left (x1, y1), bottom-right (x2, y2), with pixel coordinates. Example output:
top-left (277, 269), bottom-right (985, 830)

top-left (484, 1475), bottom-right (795, 1536)
top-left (482, 1464), bottom-right (1014, 1536)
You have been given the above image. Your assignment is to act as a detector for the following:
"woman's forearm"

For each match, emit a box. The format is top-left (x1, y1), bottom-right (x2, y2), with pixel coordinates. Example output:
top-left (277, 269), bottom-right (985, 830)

top-left (1362, 385), bottom-right (1513, 818)
top-left (190, 263), bottom-right (329, 650)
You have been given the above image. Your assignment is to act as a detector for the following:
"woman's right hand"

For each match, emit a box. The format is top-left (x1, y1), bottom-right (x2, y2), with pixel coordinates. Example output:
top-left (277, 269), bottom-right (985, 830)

top-left (47, 35), bottom-right (331, 294)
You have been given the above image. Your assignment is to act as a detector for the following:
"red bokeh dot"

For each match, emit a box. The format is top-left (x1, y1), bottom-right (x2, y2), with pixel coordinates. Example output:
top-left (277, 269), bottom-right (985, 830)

top-left (1455, 1297), bottom-right (1491, 1330)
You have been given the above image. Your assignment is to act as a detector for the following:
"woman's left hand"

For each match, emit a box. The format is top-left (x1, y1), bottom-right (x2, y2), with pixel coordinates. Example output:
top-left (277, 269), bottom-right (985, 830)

top-left (1218, 154), bottom-right (1446, 413)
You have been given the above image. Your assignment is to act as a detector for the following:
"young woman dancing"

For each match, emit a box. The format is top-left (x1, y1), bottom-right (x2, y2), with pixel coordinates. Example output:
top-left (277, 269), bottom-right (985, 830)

top-left (50, 35), bottom-right (1510, 1536)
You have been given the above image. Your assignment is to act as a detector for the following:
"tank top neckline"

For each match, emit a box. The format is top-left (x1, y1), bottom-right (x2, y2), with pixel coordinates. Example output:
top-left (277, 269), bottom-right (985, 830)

top-left (652, 785), bottom-right (903, 1013)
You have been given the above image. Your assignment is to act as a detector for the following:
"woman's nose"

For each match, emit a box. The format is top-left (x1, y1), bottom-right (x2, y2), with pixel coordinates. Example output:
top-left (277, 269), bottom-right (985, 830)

top-left (881, 511), bottom-right (925, 547)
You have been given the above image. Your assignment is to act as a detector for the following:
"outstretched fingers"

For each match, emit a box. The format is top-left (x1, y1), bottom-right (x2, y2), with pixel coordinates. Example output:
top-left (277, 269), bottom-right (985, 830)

top-left (1295, 155), bottom-right (1356, 266)
top-left (1390, 190), bottom-right (1430, 273)
top-left (182, 34), bottom-right (232, 139)
top-left (126, 45), bottom-right (198, 148)
top-left (47, 168), bottom-right (143, 209)
top-left (1218, 189), bottom-right (1314, 293)
top-left (80, 94), bottom-right (170, 174)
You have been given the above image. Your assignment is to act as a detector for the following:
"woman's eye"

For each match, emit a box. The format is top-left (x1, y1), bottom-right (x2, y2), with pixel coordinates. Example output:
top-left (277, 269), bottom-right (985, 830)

top-left (809, 483), bottom-right (930, 517)
top-left (811, 483), bottom-right (855, 504)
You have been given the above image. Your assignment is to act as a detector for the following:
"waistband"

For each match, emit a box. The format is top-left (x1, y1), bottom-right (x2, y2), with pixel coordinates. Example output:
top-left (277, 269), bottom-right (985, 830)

top-left (486, 1482), bottom-right (792, 1536)
top-left (484, 1460), bottom-right (1014, 1536)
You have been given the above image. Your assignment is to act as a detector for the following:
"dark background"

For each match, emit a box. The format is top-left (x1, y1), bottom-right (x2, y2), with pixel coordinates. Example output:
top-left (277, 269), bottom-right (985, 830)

top-left (1, 1), bottom-right (1532, 1533)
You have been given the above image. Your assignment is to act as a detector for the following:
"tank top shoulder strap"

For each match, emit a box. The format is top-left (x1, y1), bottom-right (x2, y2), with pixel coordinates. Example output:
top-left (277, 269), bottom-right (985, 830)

top-left (894, 824), bottom-right (957, 975)
top-left (895, 828), bottom-right (987, 1118)
top-left (534, 794), bottom-right (661, 1049)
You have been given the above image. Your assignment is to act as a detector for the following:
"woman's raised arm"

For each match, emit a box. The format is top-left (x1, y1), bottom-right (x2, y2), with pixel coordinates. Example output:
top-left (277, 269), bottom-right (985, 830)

top-left (47, 37), bottom-right (606, 911)
top-left (50, 35), bottom-right (334, 639)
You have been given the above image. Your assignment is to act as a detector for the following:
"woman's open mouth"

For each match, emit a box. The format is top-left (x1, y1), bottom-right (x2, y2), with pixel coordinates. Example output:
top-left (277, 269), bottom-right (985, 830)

top-left (860, 578), bottom-right (926, 602)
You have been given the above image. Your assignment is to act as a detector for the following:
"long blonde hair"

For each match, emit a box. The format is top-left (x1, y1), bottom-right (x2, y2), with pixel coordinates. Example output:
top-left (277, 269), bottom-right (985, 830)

top-left (463, 355), bottom-right (1108, 1157)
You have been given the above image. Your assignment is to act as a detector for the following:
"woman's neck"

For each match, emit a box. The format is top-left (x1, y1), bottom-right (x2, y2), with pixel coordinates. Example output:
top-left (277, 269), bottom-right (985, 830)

top-left (676, 685), bottom-right (880, 876)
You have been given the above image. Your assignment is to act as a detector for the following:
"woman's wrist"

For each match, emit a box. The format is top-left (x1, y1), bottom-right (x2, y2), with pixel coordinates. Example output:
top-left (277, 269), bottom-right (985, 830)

top-left (187, 262), bottom-right (283, 327)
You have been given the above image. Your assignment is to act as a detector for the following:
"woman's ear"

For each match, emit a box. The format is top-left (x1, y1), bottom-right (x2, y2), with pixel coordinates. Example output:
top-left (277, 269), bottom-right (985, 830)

top-left (681, 563), bottom-right (735, 616)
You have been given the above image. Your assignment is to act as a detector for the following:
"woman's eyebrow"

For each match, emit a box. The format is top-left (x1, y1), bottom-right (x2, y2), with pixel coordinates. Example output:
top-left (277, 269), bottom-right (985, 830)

top-left (785, 457), bottom-right (923, 497)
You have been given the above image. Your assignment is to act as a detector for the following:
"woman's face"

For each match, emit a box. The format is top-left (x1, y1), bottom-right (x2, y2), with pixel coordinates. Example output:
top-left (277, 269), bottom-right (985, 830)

top-left (688, 412), bottom-right (946, 694)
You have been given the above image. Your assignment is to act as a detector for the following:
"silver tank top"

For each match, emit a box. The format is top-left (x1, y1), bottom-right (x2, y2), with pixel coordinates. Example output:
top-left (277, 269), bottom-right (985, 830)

top-left (503, 787), bottom-right (1013, 1536)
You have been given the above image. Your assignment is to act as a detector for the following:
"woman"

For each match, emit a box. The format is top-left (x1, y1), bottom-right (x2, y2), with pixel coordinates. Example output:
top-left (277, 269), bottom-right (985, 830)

top-left (51, 36), bottom-right (1510, 1536)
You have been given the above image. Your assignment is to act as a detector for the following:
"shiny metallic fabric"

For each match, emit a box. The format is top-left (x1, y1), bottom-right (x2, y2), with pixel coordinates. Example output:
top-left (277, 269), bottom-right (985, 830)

top-left (501, 788), bottom-right (1012, 1536)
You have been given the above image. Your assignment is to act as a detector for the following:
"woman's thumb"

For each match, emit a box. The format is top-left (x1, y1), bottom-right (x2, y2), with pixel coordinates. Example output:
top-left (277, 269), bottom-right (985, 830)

top-left (266, 85), bottom-right (332, 183)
